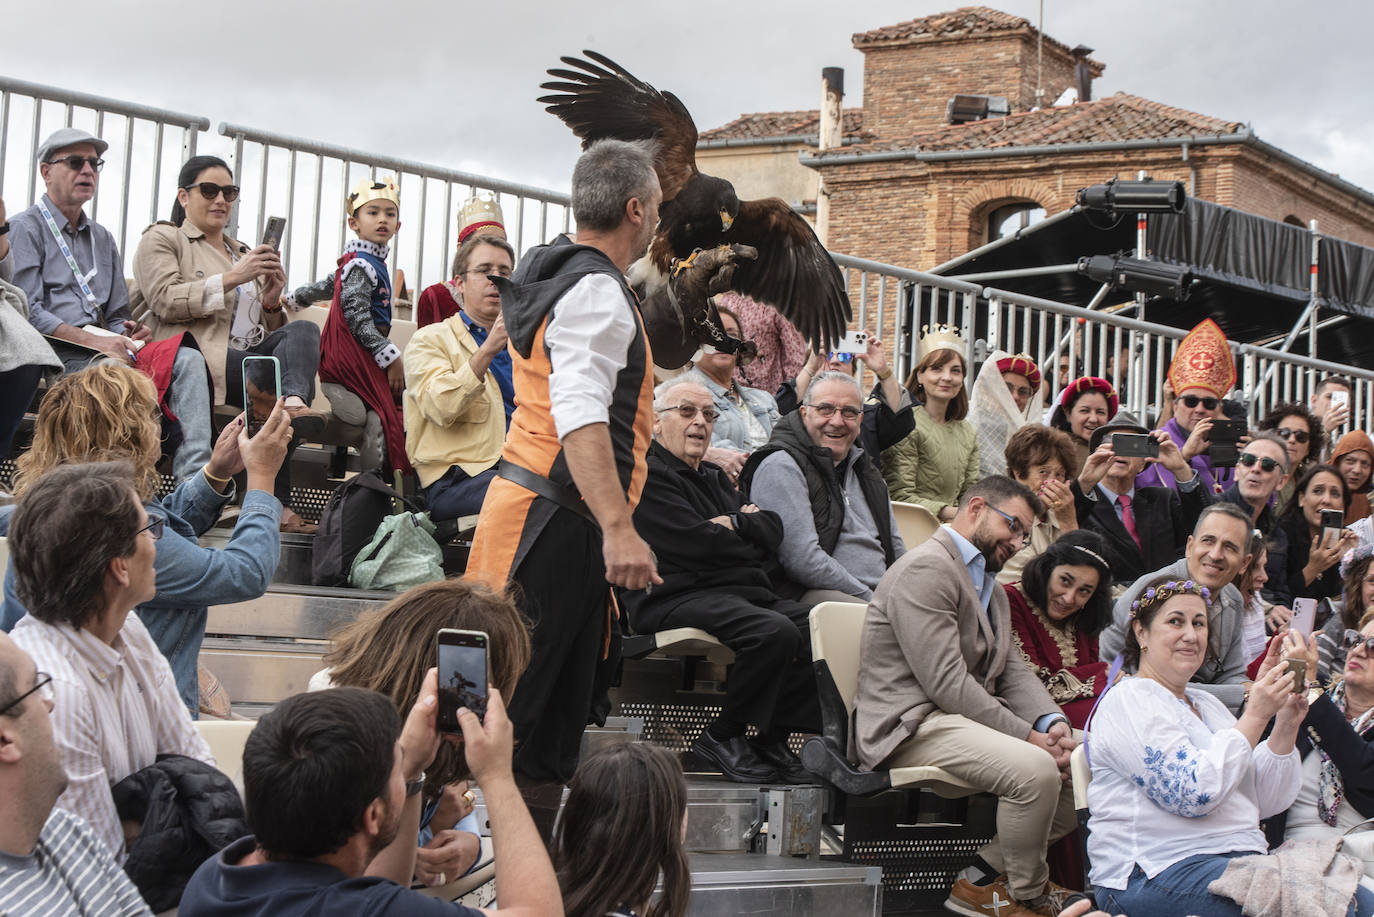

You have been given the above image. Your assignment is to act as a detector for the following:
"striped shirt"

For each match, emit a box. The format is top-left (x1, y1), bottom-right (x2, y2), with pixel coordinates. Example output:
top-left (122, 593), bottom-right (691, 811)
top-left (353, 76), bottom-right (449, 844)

top-left (0, 807), bottom-right (150, 916)
top-left (9, 613), bottom-right (213, 861)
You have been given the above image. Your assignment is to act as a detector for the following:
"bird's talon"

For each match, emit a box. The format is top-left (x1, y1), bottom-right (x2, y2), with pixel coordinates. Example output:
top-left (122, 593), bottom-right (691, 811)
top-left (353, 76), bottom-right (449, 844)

top-left (671, 249), bottom-right (703, 277)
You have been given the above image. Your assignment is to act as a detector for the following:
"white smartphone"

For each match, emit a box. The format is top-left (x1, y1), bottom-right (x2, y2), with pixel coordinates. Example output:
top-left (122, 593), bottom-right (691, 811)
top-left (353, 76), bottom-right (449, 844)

top-left (835, 330), bottom-right (869, 355)
top-left (1331, 390), bottom-right (1350, 410)
top-left (1290, 598), bottom-right (1318, 638)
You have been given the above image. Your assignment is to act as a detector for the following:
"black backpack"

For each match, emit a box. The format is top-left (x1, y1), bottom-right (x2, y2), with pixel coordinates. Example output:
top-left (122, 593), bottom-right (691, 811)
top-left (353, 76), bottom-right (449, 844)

top-left (311, 472), bottom-right (416, 586)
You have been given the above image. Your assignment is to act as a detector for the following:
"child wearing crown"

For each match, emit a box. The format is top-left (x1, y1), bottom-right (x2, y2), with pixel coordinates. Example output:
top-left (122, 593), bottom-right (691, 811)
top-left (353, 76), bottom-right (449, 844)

top-left (286, 175), bottom-right (410, 472)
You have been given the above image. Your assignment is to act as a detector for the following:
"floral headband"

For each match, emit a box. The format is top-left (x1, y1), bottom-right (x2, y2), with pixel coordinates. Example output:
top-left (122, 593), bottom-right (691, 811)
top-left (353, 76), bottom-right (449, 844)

top-left (1130, 579), bottom-right (1211, 619)
top-left (1340, 543), bottom-right (1374, 579)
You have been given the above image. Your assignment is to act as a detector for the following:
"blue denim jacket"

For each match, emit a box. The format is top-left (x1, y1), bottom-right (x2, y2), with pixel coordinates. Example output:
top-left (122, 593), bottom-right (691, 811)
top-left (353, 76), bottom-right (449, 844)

top-left (683, 366), bottom-right (779, 452)
top-left (1, 472), bottom-right (282, 712)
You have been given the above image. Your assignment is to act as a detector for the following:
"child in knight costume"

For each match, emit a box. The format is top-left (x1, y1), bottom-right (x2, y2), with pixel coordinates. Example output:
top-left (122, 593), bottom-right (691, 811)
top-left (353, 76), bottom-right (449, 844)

top-left (286, 175), bottom-right (410, 473)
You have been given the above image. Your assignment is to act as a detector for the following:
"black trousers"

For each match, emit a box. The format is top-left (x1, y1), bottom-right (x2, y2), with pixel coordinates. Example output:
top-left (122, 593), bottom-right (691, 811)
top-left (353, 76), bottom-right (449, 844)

top-left (652, 593), bottom-right (821, 736)
top-left (226, 321), bottom-right (321, 504)
top-left (0, 365), bottom-right (43, 461)
top-left (507, 508), bottom-right (614, 784)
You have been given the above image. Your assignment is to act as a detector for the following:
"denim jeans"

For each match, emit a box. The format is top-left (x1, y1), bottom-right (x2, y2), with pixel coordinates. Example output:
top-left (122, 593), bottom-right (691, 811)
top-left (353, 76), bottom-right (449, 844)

top-left (136, 605), bottom-right (207, 716)
top-left (1098, 853), bottom-right (1374, 917)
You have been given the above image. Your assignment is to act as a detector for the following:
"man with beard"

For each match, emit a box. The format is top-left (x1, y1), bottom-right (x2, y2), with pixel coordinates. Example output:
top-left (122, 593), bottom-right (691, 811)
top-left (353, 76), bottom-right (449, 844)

top-left (178, 679), bottom-right (560, 916)
top-left (0, 634), bottom-right (149, 915)
top-left (853, 475), bottom-right (1078, 917)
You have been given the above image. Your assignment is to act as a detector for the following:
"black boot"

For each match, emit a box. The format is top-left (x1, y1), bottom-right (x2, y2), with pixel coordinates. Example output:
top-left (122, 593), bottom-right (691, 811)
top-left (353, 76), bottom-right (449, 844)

top-left (749, 738), bottom-right (814, 784)
top-left (693, 731), bottom-right (778, 782)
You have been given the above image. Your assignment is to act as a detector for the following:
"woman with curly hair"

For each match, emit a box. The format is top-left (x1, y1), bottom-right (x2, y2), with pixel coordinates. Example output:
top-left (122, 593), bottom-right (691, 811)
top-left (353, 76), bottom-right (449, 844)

top-left (0, 362), bottom-right (291, 714)
top-left (312, 578), bottom-right (531, 889)
top-left (1258, 401), bottom-right (1323, 509)
top-left (554, 742), bottom-right (690, 917)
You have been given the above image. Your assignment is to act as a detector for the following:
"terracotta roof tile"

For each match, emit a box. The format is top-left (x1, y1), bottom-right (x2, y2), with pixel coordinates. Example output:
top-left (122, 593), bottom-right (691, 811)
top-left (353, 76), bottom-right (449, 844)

top-left (698, 108), bottom-right (868, 143)
top-left (811, 93), bottom-right (1245, 157)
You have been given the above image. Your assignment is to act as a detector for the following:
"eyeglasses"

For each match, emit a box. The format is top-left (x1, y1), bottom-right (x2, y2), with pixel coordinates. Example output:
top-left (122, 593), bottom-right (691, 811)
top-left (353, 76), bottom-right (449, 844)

top-left (1237, 452), bottom-right (1282, 473)
top-left (1005, 382), bottom-right (1034, 400)
top-left (987, 504), bottom-right (1031, 545)
top-left (185, 181), bottom-right (241, 203)
top-left (657, 403), bottom-right (719, 422)
top-left (137, 515), bottom-right (165, 541)
top-left (1178, 394), bottom-right (1220, 410)
top-left (49, 155), bottom-right (103, 172)
top-left (1343, 630), bottom-right (1374, 655)
top-left (1276, 427), bottom-right (1311, 444)
top-left (826, 352), bottom-right (855, 364)
top-left (805, 402), bottom-right (862, 421)
top-left (464, 265), bottom-right (513, 280)
top-left (0, 672), bottom-right (53, 717)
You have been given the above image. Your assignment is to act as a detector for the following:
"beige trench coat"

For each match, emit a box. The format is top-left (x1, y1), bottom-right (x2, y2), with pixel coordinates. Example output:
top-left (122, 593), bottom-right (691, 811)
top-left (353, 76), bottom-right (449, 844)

top-left (130, 221), bottom-right (290, 404)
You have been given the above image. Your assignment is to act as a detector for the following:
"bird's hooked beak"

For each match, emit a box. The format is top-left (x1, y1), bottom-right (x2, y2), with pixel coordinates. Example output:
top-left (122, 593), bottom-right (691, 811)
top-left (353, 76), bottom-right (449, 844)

top-left (719, 209), bottom-right (734, 232)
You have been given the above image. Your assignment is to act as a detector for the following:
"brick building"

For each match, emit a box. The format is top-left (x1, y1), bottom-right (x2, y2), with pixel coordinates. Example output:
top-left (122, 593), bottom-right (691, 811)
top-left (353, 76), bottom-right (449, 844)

top-left (699, 6), bottom-right (1374, 273)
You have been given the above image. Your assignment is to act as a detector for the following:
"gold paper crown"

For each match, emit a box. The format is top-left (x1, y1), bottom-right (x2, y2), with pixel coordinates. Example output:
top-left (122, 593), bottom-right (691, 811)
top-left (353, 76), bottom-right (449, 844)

top-left (917, 324), bottom-right (965, 365)
top-left (1168, 318), bottom-right (1235, 400)
top-left (458, 192), bottom-right (506, 244)
top-left (346, 174), bottom-right (400, 215)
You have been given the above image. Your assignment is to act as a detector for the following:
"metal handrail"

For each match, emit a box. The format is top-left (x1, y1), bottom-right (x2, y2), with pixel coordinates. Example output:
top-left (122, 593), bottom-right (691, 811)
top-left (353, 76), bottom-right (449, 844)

top-left (0, 76), bottom-right (210, 131)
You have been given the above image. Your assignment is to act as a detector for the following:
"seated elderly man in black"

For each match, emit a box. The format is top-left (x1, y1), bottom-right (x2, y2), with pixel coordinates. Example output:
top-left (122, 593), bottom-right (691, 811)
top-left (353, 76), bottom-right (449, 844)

top-left (625, 378), bottom-right (821, 785)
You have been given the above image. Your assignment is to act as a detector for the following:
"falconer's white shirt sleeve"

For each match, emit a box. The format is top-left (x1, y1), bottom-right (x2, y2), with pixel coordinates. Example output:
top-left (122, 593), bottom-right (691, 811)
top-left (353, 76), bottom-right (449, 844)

top-left (545, 273), bottom-right (637, 440)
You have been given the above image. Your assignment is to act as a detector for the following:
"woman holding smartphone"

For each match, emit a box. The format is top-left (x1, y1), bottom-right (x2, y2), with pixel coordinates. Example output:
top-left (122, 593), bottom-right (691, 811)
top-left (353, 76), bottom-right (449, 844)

top-left (133, 155), bottom-right (322, 532)
top-left (1265, 465), bottom-right (1360, 608)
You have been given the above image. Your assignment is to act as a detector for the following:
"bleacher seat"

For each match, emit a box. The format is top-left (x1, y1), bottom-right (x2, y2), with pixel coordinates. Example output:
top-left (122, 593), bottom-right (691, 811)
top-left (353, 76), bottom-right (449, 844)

top-left (621, 626), bottom-right (735, 665)
top-left (800, 601), bottom-right (977, 797)
top-left (890, 501), bottom-right (940, 549)
top-left (195, 718), bottom-right (255, 796)
top-left (415, 836), bottom-right (496, 905)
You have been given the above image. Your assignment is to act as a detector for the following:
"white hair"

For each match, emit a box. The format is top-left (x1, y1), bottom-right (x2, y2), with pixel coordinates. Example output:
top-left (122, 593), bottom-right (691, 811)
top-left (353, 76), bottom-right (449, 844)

top-left (804, 370), bottom-right (862, 405)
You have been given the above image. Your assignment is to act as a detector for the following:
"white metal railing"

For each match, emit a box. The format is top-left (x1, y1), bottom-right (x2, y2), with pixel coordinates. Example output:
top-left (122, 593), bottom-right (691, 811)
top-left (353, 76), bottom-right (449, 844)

top-left (832, 252), bottom-right (1374, 433)
top-left (0, 76), bottom-right (210, 266)
top-left (216, 122), bottom-right (571, 302)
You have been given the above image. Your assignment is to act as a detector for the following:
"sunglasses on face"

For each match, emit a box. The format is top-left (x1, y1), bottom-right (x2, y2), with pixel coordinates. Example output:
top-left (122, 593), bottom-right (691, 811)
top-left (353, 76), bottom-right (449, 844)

top-left (184, 181), bottom-right (241, 203)
top-left (1178, 395), bottom-right (1220, 410)
top-left (49, 155), bottom-right (103, 172)
top-left (826, 352), bottom-right (855, 364)
top-left (1276, 427), bottom-right (1311, 444)
top-left (1237, 453), bottom-right (1282, 473)
top-left (1005, 382), bottom-right (1034, 399)
top-left (658, 403), bottom-right (719, 423)
top-left (1343, 630), bottom-right (1374, 655)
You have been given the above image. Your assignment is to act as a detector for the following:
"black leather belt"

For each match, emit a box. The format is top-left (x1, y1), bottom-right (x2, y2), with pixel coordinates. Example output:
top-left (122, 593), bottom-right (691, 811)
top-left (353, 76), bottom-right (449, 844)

top-left (497, 459), bottom-right (598, 526)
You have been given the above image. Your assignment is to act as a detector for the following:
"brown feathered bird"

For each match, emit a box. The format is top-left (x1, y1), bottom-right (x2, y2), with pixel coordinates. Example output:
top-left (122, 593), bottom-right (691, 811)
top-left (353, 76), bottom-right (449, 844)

top-left (539, 51), bottom-right (851, 356)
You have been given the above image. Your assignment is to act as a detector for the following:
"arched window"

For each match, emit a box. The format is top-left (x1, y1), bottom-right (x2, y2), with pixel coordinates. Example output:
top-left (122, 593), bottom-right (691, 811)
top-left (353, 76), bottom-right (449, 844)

top-left (987, 202), bottom-right (1047, 242)
top-left (1283, 215), bottom-right (1305, 228)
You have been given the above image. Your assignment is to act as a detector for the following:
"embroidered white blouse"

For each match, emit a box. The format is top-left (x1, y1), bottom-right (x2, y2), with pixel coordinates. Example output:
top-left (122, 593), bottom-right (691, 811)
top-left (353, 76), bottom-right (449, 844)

top-left (1086, 677), bottom-right (1302, 891)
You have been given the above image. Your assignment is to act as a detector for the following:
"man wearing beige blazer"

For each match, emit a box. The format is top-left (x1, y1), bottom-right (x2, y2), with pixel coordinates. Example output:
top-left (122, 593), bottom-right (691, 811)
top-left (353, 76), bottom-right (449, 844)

top-left (854, 475), bottom-right (1078, 917)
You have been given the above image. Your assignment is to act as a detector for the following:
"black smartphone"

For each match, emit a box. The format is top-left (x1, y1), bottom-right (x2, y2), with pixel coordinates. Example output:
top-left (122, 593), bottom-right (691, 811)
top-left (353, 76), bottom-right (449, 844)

top-left (437, 628), bottom-right (489, 732)
top-left (1112, 433), bottom-right (1159, 459)
top-left (262, 216), bottom-right (286, 251)
top-left (241, 355), bottom-right (280, 437)
top-left (1322, 508), bottom-right (1346, 545)
top-left (1209, 419), bottom-right (1246, 442)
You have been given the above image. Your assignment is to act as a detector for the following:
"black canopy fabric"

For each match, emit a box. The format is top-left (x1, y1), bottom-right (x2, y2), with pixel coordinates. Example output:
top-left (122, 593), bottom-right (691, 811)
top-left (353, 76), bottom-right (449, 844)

top-left (937, 199), bottom-right (1374, 369)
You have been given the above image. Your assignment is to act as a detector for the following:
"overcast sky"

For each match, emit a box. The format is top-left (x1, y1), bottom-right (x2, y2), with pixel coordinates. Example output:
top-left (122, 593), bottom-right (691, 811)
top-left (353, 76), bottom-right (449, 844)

top-left (6, 0), bottom-right (1373, 204)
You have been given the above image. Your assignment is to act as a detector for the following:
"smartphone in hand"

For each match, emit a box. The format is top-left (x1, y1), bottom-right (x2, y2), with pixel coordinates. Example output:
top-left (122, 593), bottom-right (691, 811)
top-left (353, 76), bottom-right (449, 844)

top-left (1291, 598), bottom-right (1318, 638)
top-left (262, 216), bottom-right (286, 251)
top-left (1112, 433), bottom-right (1159, 459)
top-left (437, 629), bottom-right (489, 732)
top-left (241, 355), bottom-right (280, 437)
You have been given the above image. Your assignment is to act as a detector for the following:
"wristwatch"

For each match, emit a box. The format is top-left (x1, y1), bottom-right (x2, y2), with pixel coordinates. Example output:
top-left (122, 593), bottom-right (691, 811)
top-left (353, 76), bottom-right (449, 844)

top-left (405, 771), bottom-right (426, 798)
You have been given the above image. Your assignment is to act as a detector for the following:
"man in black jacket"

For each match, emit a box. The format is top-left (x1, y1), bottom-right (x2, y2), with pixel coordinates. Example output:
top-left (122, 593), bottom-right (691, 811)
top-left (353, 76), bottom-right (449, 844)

top-left (625, 379), bottom-right (820, 784)
top-left (1073, 414), bottom-right (1212, 587)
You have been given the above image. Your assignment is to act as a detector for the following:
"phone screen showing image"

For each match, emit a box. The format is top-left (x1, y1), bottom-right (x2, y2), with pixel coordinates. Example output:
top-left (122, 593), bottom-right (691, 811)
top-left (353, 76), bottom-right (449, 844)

top-left (242, 355), bottom-right (280, 437)
top-left (437, 630), bottom-right (488, 732)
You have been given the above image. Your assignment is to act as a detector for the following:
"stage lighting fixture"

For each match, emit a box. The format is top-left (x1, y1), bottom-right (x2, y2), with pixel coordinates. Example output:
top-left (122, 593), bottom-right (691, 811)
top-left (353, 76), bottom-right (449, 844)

top-left (1076, 178), bottom-right (1186, 214)
top-left (1078, 254), bottom-right (1192, 300)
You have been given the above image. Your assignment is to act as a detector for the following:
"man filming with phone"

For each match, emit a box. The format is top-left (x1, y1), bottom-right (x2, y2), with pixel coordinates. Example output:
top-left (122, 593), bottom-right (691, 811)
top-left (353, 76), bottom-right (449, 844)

top-left (180, 672), bottom-right (562, 916)
top-left (1074, 414), bottom-right (1212, 588)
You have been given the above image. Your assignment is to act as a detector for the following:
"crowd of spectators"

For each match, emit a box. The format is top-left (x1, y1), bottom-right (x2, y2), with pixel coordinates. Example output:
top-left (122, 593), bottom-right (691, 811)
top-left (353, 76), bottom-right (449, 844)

top-left (8, 125), bottom-right (1374, 917)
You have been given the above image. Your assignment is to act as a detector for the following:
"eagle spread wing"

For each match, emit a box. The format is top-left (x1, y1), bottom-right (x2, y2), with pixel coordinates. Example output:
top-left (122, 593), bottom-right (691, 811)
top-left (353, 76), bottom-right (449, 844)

top-left (539, 50), bottom-right (698, 203)
top-left (540, 51), bottom-right (852, 354)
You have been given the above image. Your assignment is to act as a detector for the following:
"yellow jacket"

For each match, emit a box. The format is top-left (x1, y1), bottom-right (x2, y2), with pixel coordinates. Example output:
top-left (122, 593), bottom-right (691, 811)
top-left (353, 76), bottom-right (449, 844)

top-left (403, 313), bottom-right (507, 487)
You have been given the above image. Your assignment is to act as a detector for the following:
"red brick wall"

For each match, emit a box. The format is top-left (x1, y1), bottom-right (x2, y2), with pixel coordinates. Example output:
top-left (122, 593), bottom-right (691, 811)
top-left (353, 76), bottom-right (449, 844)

top-left (859, 33), bottom-right (1081, 139)
top-left (1224, 149), bottom-right (1374, 247)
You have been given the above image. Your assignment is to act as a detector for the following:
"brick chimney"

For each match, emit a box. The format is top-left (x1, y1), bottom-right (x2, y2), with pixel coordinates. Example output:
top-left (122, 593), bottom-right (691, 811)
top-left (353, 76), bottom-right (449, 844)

top-left (852, 6), bottom-right (1104, 140)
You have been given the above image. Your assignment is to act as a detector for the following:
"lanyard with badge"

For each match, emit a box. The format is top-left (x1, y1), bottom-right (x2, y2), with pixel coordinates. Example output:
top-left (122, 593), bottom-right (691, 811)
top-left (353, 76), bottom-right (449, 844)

top-left (37, 198), bottom-right (101, 312)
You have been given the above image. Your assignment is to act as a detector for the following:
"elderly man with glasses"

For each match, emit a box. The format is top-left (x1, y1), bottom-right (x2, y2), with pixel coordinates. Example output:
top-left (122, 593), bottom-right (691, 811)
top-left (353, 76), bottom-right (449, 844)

top-left (6, 461), bottom-right (213, 862)
top-left (740, 370), bottom-right (906, 603)
top-left (0, 633), bottom-right (151, 916)
top-left (8, 128), bottom-right (215, 485)
top-left (403, 232), bottom-right (517, 520)
top-left (854, 474), bottom-right (1080, 916)
top-left (623, 379), bottom-right (820, 783)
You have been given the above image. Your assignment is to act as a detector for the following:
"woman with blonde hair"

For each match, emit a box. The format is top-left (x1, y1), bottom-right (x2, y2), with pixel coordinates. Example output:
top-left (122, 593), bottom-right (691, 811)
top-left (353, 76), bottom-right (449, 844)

top-left (313, 578), bottom-right (532, 888)
top-left (0, 361), bottom-right (291, 714)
